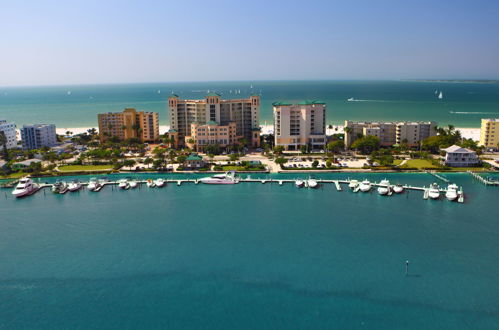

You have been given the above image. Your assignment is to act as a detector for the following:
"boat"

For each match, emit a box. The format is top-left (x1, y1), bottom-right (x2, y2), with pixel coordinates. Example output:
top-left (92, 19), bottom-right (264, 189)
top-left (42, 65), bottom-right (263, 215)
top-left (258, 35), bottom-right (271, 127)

top-left (200, 171), bottom-right (238, 184)
top-left (393, 184), bottom-right (404, 194)
top-left (87, 177), bottom-right (98, 191)
top-left (438, 91), bottom-right (443, 99)
top-left (154, 178), bottom-right (166, 187)
top-left (68, 180), bottom-right (82, 192)
top-left (307, 178), bottom-right (318, 188)
top-left (146, 179), bottom-right (156, 188)
top-left (347, 97), bottom-right (355, 102)
top-left (295, 179), bottom-right (304, 187)
top-left (359, 179), bottom-right (371, 192)
top-left (118, 179), bottom-right (130, 190)
top-left (377, 179), bottom-right (390, 195)
top-left (129, 180), bottom-right (138, 189)
top-left (445, 183), bottom-right (459, 201)
top-left (11, 177), bottom-right (39, 198)
top-left (348, 179), bottom-right (359, 189)
top-left (428, 183), bottom-right (441, 199)
top-left (52, 180), bottom-right (68, 194)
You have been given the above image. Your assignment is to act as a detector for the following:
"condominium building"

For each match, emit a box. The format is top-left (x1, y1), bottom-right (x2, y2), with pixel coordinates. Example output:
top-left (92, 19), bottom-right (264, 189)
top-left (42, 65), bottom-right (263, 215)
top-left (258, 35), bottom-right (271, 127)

top-left (20, 124), bottom-right (57, 150)
top-left (273, 101), bottom-right (327, 151)
top-left (344, 121), bottom-right (437, 147)
top-left (185, 121), bottom-right (242, 152)
top-left (168, 93), bottom-right (260, 148)
top-left (98, 108), bottom-right (159, 142)
top-left (479, 118), bottom-right (499, 149)
top-left (0, 119), bottom-right (17, 150)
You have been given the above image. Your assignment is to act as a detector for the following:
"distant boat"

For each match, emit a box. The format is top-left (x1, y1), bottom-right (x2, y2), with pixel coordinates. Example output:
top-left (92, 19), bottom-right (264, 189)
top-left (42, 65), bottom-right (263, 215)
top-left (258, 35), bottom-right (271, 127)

top-left (347, 97), bottom-right (355, 102)
top-left (434, 90), bottom-right (438, 94)
top-left (67, 91), bottom-right (71, 95)
top-left (250, 84), bottom-right (253, 89)
top-left (157, 90), bottom-right (161, 94)
top-left (438, 91), bottom-right (443, 99)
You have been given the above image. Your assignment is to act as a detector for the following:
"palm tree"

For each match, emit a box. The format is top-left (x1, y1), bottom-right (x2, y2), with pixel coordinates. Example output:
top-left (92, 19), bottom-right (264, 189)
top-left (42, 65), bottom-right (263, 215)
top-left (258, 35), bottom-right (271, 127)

top-left (0, 131), bottom-right (9, 161)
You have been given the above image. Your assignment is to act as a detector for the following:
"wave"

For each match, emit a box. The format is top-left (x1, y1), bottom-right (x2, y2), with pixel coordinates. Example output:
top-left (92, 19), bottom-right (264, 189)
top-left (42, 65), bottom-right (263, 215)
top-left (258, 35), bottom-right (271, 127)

top-left (449, 111), bottom-right (499, 115)
top-left (347, 98), bottom-right (391, 103)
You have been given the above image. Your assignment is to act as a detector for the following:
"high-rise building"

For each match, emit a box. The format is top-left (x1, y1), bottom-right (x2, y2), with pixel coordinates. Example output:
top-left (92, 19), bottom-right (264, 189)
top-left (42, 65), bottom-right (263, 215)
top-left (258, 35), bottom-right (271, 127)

top-left (168, 93), bottom-right (260, 148)
top-left (98, 108), bottom-right (159, 142)
top-left (185, 121), bottom-right (242, 152)
top-left (273, 101), bottom-right (327, 151)
top-left (479, 118), bottom-right (499, 149)
top-left (344, 121), bottom-right (437, 147)
top-left (20, 124), bottom-right (57, 150)
top-left (0, 119), bottom-right (17, 150)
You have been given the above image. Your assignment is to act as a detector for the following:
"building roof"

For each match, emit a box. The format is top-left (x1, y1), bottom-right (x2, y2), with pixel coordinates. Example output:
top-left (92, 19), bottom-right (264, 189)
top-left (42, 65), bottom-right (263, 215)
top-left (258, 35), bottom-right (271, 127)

top-left (169, 94), bottom-right (179, 98)
top-left (272, 101), bottom-right (293, 106)
top-left (206, 121), bottom-right (219, 126)
top-left (13, 159), bottom-right (41, 166)
top-left (168, 129), bottom-right (178, 133)
top-left (206, 92), bottom-right (221, 97)
top-left (443, 145), bottom-right (475, 153)
top-left (296, 100), bottom-right (326, 105)
top-left (186, 154), bottom-right (203, 161)
top-left (250, 93), bottom-right (260, 97)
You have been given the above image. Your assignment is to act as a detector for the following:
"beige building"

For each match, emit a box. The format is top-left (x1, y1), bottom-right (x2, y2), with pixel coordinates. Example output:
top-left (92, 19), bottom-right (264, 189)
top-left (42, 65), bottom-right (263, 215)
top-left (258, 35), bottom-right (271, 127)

top-left (185, 121), bottom-right (242, 152)
top-left (344, 121), bottom-right (437, 147)
top-left (98, 108), bottom-right (159, 142)
top-left (168, 93), bottom-right (260, 148)
top-left (273, 101), bottom-right (327, 151)
top-left (479, 118), bottom-right (499, 149)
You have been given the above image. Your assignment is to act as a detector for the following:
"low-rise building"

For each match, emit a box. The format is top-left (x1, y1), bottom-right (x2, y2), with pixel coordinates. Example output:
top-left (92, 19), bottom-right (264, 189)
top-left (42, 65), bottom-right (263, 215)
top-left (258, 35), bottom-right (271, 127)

top-left (344, 121), bottom-right (437, 148)
top-left (273, 101), bottom-right (327, 151)
top-left (0, 119), bottom-right (17, 150)
top-left (20, 124), bottom-right (57, 150)
top-left (98, 108), bottom-right (159, 142)
top-left (479, 118), bottom-right (499, 150)
top-left (443, 145), bottom-right (480, 167)
top-left (185, 121), bottom-right (242, 152)
top-left (183, 153), bottom-right (206, 169)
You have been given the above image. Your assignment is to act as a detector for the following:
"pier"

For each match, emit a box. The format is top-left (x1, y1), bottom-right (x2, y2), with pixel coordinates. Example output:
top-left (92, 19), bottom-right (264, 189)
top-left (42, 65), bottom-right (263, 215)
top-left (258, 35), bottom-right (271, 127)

top-left (425, 171), bottom-right (450, 183)
top-left (468, 171), bottom-right (499, 186)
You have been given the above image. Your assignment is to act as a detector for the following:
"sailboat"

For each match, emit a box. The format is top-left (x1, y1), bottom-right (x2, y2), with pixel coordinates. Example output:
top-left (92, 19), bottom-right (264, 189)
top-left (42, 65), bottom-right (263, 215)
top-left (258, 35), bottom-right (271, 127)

top-left (438, 91), bottom-right (443, 99)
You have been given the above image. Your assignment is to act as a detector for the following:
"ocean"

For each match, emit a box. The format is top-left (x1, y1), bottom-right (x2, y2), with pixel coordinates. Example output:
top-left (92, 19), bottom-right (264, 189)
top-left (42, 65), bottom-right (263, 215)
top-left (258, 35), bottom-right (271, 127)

top-left (0, 172), bottom-right (498, 329)
top-left (1, 81), bottom-right (499, 128)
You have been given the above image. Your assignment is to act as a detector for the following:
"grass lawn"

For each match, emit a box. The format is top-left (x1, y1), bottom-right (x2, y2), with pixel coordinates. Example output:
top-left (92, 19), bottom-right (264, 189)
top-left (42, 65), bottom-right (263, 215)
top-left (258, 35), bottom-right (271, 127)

top-left (58, 165), bottom-right (113, 172)
top-left (0, 172), bottom-right (27, 179)
top-left (221, 165), bottom-right (266, 171)
top-left (392, 159), bottom-right (403, 166)
top-left (400, 159), bottom-right (438, 169)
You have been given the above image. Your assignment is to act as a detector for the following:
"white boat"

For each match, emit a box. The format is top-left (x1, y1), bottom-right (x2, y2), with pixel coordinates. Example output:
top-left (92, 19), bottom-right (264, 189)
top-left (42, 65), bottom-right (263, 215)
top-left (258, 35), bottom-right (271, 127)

top-left (52, 181), bottom-right (68, 194)
top-left (118, 179), bottom-right (129, 190)
top-left (146, 179), bottom-right (156, 188)
top-left (359, 179), bottom-right (371, 192)
top-left (295, 179), bottom-right (304, 187)
top-left (428, 183), bottom-right (440, 199)
top-left (393, 184), bottom-right (404, 194)
top-left (68, 180), bottom-right (82, 192)
top-left (377, 179), bottom-right (390, 195)
top-left (348, 179), bottom-right (359, 189)
top-left (445, 183), bottom-right (458, 201)
top-left (154, 178), bottom-right (165, 187)
top-left (307, 178), bottom-right (318, 188)
top-left (129, 180), bottom-right (138, 189)
top-left (200, 171), bottom-right (238, 184)
top-left (11, 177), bottom-right (39, 198)
top-left (438, 91), bottom-right (443, 99)
top-left (87, 178), bottom-right (98, 191)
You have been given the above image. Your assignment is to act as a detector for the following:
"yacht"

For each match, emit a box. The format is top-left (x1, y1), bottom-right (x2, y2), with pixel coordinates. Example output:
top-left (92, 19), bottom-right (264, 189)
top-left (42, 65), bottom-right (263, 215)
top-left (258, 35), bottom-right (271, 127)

top-left (445, 183), bottom-right (459, 201)
top-left (68, 180), bottom-right (82, 192)
top-left (428, 183), bottom-right (441, 199)
top-left (146, 179), bottom-right (156, 188)
top-left (200, 171), bottom-right (238, 184)
top-left (87, 177), bottom-right (98, 191)
top-left (52, 180), bottom-right (69, 194)
top-left (377, 179), bottom-right (390, 195)
top-left (154, 178), bottom-right (166, 187)
top-left (11, 177), bottom-right (39, 198)
top-left (359, 179), bottom-right (372, 192)
top-left (295, 179), bottom-right (304, 188)
top-left (393, 184), bottom-right (404, 194)
top-left (307, 178), bottom-right (318, 188)
top-left (129, 180), bottom-right (138, 189)
top-left (348, 179), bottom-right (359, 190)
top-left (118, 179), bottom-right (130, 190)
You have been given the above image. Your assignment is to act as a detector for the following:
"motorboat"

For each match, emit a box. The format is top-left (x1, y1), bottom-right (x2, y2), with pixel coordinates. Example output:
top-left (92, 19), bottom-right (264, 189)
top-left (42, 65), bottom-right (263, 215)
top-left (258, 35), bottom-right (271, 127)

top-left (445, 183), bottom-right (458, 201)
top-left (154, 178), bottom-right (166, 187)
top-left (87, 177), bottom-right (98, 191)
top-left (428, 183), bottom-right (440, 199)
top-left (146, 179), bottom-right (156, 188)
top-left (359, 179), bottom-right (371, 192)
top-left (393, 184), bottom-right (404, 194)
top-left (200, 171), bottom-right (238, 184)
top-left (68, 180), bottom-right (82, 192)
top-left (52, 180), bottom-right (68, 194)
top-left (11, 177), bottom-right (39, 198)
top-left (129, 180), bottom-right (138, 189)
top-left (118, 179), bottom-right (130, 190)
top-left (377, 179), bottom-right (390, 195)
top-left (307, 178), bottom-right (318, 188)
top-left (348, 179), bottom-right (359, 189)
top-left (295, 179), bottom-right (304, 187)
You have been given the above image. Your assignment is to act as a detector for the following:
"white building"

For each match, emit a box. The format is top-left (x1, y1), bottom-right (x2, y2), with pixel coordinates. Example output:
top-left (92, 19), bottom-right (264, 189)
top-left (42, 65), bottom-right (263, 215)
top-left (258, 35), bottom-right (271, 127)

top-left (443, 145), bottom-right (480, 167)
top-left (0, 119), bottom-right (17, 150)
top-left (21, 124), bottom-right (57, 150)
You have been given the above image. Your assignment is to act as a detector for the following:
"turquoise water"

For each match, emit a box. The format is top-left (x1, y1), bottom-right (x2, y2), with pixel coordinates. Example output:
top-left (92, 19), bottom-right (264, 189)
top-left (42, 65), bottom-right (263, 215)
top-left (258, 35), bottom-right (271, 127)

top-left (1, 81), bottom-right (499, 128)
top-left (1, 173), bottom-right (498, 329)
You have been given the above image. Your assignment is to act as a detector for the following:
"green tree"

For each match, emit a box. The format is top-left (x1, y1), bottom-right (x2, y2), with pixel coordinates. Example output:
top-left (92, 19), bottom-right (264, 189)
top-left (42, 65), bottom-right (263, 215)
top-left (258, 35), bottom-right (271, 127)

top-left (275, 157), bottom-right (288, 166)
top-left (326, 140), bottom-right (345, 153)
top-left (229, 153), bottom-right (240, 162)
top-left (273, 145), bottom-right (285, 155)
top-left (123, 159), bottom-right (136, 169)
top-left (350, 136), bottom-right (380, 154)
top-left (0, 131), bottom-right (10, 161)
top-left (300, 145), bottom-right (308, 154)
top-left (312, 160), bottom-right (319, 168)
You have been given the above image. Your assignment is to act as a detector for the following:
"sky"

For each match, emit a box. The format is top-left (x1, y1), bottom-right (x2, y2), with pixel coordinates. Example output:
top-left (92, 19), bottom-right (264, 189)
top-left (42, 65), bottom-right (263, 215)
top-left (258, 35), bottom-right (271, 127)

top-left (1, 0), bottom-right (499, 86)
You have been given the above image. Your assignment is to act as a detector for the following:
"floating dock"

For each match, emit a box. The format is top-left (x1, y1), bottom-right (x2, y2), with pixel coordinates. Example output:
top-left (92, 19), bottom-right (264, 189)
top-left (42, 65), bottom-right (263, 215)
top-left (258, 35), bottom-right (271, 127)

top-left (468, 171), bottom-right (499, 186)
